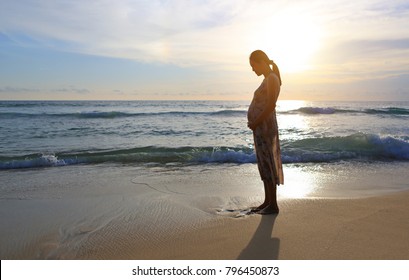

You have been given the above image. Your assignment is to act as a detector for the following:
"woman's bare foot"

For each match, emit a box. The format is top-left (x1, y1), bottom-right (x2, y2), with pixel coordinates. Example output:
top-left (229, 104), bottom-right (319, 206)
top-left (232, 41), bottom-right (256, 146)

top-left (250, 201), bottom-right (269, 212)
top-left (257, 204), bottom-right (279, 215)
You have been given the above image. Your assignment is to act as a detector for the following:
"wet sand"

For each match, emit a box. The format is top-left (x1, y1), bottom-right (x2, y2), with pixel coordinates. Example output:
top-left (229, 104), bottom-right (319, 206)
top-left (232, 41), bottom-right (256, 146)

top-left (125, 192), bottom-right (409, 260)
top-left (1, 163), bottom-right (408, 259)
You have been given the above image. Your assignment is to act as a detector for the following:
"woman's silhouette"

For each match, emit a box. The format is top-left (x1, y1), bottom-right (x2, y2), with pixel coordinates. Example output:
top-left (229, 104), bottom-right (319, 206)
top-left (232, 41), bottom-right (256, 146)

top-left (247, 50), bottom-right (284, 214)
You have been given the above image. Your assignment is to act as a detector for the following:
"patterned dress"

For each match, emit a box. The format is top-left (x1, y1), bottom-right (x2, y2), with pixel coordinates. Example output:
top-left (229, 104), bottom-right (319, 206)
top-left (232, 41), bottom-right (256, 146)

top-left (247, 73), bottom-right (284, 186)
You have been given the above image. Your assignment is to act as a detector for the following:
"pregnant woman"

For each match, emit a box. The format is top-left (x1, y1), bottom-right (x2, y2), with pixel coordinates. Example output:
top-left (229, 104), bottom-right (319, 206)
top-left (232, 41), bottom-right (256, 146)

top-left (247, 50), bottom-right (284, 214)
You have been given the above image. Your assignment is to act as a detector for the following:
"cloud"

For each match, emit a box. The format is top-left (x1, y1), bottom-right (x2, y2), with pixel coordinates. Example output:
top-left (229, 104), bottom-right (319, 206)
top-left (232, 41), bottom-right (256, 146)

top-left (1, 0), bottom-right (409, 101)
top-left (320, 38), bottom-right (409, 66)
top-left (0, 86), bottom-right (90, 94)
top-left (0, 0), bottom-right (243, 67)
top-left (315, 38), bottom-right (409, 79)
top-left (0, 86), bottom-right (40, 93)
top-left (54, 86), bottom-right (91, 94)
top-left (2, 1), bottom-right (407, 62)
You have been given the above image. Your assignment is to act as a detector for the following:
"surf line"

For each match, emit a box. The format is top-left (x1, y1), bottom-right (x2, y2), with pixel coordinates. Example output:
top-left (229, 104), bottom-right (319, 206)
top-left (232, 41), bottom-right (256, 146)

top-left (130, 178), bottom-right (184, 195)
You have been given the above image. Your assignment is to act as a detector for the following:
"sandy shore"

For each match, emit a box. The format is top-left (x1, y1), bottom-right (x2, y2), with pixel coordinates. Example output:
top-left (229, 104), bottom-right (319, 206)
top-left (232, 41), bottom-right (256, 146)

top-left (88, 191), bottom-right (409, 260)
top-left (1, 163), bottom-right (408, 260)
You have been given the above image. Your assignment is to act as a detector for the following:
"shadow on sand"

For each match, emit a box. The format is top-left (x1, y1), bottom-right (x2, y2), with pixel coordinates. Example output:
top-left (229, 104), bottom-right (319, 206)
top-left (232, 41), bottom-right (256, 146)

top-left (237, 215), bottom-right (280, 260)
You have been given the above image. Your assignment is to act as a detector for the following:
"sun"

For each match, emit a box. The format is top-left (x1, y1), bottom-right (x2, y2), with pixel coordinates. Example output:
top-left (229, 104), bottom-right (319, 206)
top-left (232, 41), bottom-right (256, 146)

top-left (251, 11), bottom-right (323, 73)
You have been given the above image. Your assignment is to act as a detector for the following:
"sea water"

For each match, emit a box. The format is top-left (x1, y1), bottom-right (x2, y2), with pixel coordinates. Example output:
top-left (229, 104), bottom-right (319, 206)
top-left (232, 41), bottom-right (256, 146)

top-left (1, 100), bottom-right (408, 169)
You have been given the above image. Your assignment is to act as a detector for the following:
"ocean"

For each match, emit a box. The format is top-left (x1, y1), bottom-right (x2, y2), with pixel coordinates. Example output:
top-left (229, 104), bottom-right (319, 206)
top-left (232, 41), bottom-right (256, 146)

top-left (1, 100), bottom-right (409, 169)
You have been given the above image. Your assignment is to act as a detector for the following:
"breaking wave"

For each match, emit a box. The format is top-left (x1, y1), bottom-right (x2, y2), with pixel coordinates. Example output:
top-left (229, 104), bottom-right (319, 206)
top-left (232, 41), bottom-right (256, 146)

top-left (2, 133), bottom-right (408, 169)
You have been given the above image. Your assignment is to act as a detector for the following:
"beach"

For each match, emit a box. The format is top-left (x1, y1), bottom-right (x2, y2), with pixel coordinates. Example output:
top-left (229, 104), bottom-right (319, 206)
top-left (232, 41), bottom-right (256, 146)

top-left (1, 162), bottom-right (408, 260)
top-left (135, 191), bottom-right (409, 260)
top-left (1, 100), bottom-right (408, 260)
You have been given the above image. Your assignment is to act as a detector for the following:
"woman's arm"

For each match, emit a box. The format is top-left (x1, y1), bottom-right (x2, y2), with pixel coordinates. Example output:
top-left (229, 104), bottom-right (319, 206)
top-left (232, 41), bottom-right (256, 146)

top-left (248, 74), bottom-right (280, 130)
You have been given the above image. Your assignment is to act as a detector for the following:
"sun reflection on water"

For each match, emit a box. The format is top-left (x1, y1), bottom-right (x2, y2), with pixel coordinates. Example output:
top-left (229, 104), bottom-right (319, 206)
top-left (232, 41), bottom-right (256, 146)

top-left (278, 165), bottom-right (319, 198)
top-left (277, 100), bottom-right (310, 142)
top-left (275, 101), bottom-right (321, 198)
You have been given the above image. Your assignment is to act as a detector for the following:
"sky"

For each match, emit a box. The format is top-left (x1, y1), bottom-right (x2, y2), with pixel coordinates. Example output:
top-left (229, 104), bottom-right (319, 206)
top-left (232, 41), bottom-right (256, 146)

top-left (0, 0), bottom-right (408, 101)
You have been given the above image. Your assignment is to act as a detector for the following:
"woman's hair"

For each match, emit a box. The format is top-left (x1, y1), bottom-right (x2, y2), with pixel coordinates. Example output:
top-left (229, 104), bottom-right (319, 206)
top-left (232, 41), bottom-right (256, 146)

top-left (250, 50), bottom-right (282, 85)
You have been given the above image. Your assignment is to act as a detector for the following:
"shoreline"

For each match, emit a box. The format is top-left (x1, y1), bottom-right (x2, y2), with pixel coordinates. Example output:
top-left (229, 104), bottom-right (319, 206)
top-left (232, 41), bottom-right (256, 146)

top-left (1, 163), bottom-right (408, 260)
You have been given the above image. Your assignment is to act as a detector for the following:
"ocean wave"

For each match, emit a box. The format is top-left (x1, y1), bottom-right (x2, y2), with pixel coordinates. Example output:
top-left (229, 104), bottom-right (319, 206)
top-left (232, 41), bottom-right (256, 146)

top-left (284, 106), bottom-right (409, 116)
top-left (282, 133), bottom-right (409, 162)
top-left (282, 106), bottom-right (354, 115)
top-left (296, 107), bottom-right (339, 114)
top-left (209, 110), bottom-right (247, 116)
top-left (2, 106), bottom-right (408, 119)
top-left (0, 111), bottom-right (141, 119)
top-left (0, 147), bottom-right (255, 169)
top-left (364, 107), bottom-right (409, 115)
top-left (0, 154), bottom-right (72, 169)
top-left (0, 109), bottom-right (247, 119)
top-left (1, 133), bottom-right (408, 169)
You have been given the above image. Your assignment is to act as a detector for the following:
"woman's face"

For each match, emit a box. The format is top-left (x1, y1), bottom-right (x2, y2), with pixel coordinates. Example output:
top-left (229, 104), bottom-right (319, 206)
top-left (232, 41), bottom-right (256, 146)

top-left (250, 59), bottom-right (263, 76)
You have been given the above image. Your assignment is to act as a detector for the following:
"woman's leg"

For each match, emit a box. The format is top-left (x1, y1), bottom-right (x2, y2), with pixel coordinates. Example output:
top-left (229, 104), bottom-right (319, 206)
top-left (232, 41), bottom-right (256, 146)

top-left (252, 181), bottom-right (270, 211)
top-left (258, 181), bottom-right (279, 214)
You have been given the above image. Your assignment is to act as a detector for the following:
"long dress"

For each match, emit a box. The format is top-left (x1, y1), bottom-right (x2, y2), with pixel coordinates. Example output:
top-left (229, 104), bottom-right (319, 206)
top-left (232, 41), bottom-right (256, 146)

top-left (247, 73), bottom-right (284, 186)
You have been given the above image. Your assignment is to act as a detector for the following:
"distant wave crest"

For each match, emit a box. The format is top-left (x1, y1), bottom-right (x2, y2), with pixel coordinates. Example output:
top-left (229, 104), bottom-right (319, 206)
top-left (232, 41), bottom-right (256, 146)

top-left (2, 106), bottom-right (408, 119)
top-left (0, 109), bottom-right (248, 119)
top-left (284, 106), bottom-right (409, 116)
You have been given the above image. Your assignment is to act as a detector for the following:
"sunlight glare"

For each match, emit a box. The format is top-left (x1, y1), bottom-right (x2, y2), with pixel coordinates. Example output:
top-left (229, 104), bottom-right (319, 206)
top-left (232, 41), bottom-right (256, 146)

top-left (279, 166), bottom-right (317, 198)
top-left (252, 11), bottom-right (323, 73)
top-left (277, 100), bottom-right (309, 142)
